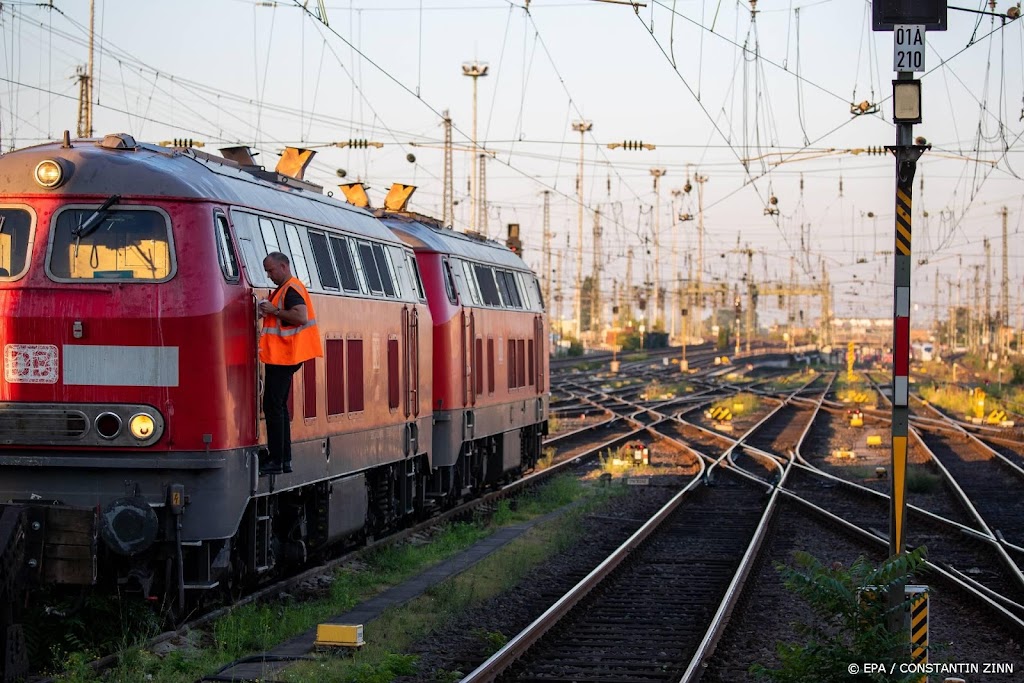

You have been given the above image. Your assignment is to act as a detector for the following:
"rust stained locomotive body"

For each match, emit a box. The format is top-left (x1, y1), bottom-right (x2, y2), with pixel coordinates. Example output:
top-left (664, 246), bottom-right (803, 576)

top-left (0, 133), bottom-right (548, 663)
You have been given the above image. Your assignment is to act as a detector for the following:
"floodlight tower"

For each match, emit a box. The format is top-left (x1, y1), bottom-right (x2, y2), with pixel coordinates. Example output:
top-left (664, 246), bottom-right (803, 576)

top-left (572, 119), bottom-right (593, 339)
top-left (462, 60), bottom-right (489, 232)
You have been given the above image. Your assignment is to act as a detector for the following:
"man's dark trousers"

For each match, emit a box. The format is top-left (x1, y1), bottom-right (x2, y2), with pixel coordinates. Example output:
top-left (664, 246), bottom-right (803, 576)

top-left (263, 363), bottom-right (302, 469)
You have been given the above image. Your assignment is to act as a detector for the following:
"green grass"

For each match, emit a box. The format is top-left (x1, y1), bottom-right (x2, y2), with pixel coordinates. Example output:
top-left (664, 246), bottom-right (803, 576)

top-left (765, 371), bottom-right (816, 391)
top-left (906, 467), bottom-right (943, 494)
top-left (836, 386), bottom-right (878, 407)
top-left (711, 392), bottom-right (760, 416)
top-left (280, 480), bottom-right (620, 682)
top-left (67, 476), bottom-right (595, 682)
top-left (537, 446), bottom-right (556, 470)
top-left (919, 384), bottom-right (992, 417)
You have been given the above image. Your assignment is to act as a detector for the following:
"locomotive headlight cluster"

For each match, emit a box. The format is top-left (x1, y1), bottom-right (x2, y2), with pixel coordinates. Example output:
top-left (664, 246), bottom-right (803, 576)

top-left (33, 159), bottom-right (66, 188)
top-left (129, 413), bottom-right (157, 440)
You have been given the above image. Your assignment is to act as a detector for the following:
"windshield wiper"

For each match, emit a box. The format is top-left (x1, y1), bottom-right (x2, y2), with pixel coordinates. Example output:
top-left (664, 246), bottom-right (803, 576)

top-left (73, 194), bottom-right (121, 238)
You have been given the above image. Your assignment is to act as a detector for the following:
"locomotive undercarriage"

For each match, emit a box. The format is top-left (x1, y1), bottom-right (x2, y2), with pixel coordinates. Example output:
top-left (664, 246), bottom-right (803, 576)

top-left (429, 422), bottom-right (546, 504)
top-left (175, 453), bottom-right (432, 612)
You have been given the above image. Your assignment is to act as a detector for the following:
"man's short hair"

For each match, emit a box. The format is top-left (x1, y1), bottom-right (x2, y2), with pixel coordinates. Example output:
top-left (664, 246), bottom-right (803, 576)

top-left (265, 251), bottom-right (290, 266)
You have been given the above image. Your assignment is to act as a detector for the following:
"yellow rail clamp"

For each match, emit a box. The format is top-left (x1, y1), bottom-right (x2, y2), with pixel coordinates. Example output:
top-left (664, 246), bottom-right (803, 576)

top-left (850, 415), bottom-right (864, 428)
top-left (866, 435), bottom-right (883, 447)
top-left (986, 409), bottom-right (1008, 425)
top-left (314, 624), bottom-right (365, 649)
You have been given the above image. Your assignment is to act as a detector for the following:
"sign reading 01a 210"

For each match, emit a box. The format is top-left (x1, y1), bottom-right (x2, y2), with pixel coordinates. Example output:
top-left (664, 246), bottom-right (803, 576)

top-left (894, 25), bottom-right (925, 72)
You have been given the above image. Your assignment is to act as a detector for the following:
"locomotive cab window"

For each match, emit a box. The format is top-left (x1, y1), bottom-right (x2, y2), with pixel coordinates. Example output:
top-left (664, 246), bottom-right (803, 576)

top-left (214, 213), bottom-right (239, 282)
top-left (0, 207), bottom-right (34, 280)
top-left (407, 252), bottom-right (426, 301)
top-left (230, 211), bottom-right (272, 288)
top-left (48, 207), bottom-right (174, 281)
top-left (442, 259), bottom-right (458, 305)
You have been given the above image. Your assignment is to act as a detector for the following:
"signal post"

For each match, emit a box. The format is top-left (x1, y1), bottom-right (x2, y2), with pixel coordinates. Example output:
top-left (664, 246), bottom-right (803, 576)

top-left (874, 0), bottom-right (945, 641)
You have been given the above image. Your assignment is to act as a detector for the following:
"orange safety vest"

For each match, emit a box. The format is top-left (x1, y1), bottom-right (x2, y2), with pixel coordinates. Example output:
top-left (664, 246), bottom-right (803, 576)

top-left (260, 277), bottom-right (324, 366)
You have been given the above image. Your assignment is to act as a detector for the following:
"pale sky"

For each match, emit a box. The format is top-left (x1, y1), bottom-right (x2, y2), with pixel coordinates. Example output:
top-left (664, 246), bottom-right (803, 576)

top-left (3, 0), bottom-right (1024, 327)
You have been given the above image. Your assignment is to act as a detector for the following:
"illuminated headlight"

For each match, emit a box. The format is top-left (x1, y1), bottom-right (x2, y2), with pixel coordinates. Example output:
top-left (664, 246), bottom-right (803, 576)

top-left (34, 159), bottom-right (66, 188)
top-left (128, 413), bottom-right (157, 441)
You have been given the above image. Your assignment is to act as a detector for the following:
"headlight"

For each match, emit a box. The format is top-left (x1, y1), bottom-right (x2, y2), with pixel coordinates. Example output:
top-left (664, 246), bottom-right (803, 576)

top-left (95, 412), bottom-right (123, 439)
top-left (34, 159), bottom-right (66, 188)
top-left (128, 413), bottom-right (156, 440)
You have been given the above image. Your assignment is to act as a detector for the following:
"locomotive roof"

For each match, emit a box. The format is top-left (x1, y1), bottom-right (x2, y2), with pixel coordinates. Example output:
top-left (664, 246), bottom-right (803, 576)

top-left (0, 134), bottom-right (402, 245)
top-left (380, 214), bottom-right (531, 272)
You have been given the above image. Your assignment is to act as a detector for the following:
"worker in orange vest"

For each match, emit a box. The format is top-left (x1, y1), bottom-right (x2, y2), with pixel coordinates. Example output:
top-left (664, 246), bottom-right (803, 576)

top-left (258, 252), bottom-right (323, 475)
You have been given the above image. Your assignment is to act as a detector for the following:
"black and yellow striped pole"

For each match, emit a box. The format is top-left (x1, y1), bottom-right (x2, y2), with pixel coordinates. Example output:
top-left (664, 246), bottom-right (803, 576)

top-left (888, 71), bottom-right (929, 633)
top-left (907, 585), bottom-right (929, 678)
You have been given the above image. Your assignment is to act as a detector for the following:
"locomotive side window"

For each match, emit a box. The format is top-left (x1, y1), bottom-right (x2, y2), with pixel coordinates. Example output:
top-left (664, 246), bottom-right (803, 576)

top-left (258, 217), bottom-right (281, 254)
top-left (0, 207), bottom-right (33, 280)
top-left (515, 271), bottom-right (532, 310)
top-left (357, 242), bottom-right (384, 295)
top-left (328, 235), bottom-right (362, 293)
top-left (473, 264), bottom-right (501, 306)
top-left (214, 214), bottom-right (239, 282)
top-left (460, 261), bottom-right (482, 305)
top-left (495, 270), bottom-right (512, 308)
top-left (530, 275), bottom-right (546, 311)
top-left (498, 270), bottom-right (523, 308)
top-left (308, 231), bottom-right (340, 290)
top-left (48, 207), bottom-right (174, 282)
top-left (406, 252), bottom-right (426, 301)
top-left (371, 243), bottom-right (396, 297)
top-left (284, 223), bottom-right (312, 286)
top-left (230, 211), bottom-right (273, 287)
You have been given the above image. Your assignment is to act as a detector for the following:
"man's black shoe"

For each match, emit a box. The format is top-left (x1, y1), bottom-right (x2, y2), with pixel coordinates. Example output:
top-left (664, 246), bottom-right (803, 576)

top-left (282, 463), bottom-right (293, 474)
top-left (260, 460), bottom-right (283, 476)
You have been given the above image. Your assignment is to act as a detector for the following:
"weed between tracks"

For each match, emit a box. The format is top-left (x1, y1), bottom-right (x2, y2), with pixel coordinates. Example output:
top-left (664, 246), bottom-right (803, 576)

top-left (52, 475), bottom-right (612, 683)
top-left (281, 475), bottom-right (622, 682)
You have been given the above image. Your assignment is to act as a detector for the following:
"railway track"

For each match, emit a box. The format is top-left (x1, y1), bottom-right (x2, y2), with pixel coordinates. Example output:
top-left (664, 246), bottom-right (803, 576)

top-left (459, 450), bottom-right (780, 683)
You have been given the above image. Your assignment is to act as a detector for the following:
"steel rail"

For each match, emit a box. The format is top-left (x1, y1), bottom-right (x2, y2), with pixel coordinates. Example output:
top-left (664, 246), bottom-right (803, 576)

top-left (778, 490), bottom-right (1024, 631)
top-left (459, 443), bottom-right (712, 682)
top-left (677, 464), bottom-right (790, 683)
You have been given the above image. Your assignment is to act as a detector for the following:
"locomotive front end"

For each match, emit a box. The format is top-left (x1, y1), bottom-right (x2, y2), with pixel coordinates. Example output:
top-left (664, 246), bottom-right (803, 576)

top-left (0, 135), bottom-right (255, 607)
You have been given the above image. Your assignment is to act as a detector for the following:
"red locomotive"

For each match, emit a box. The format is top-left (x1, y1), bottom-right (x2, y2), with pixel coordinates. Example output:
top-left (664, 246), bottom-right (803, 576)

top-left (0, 132), bottom-right (548, 677)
